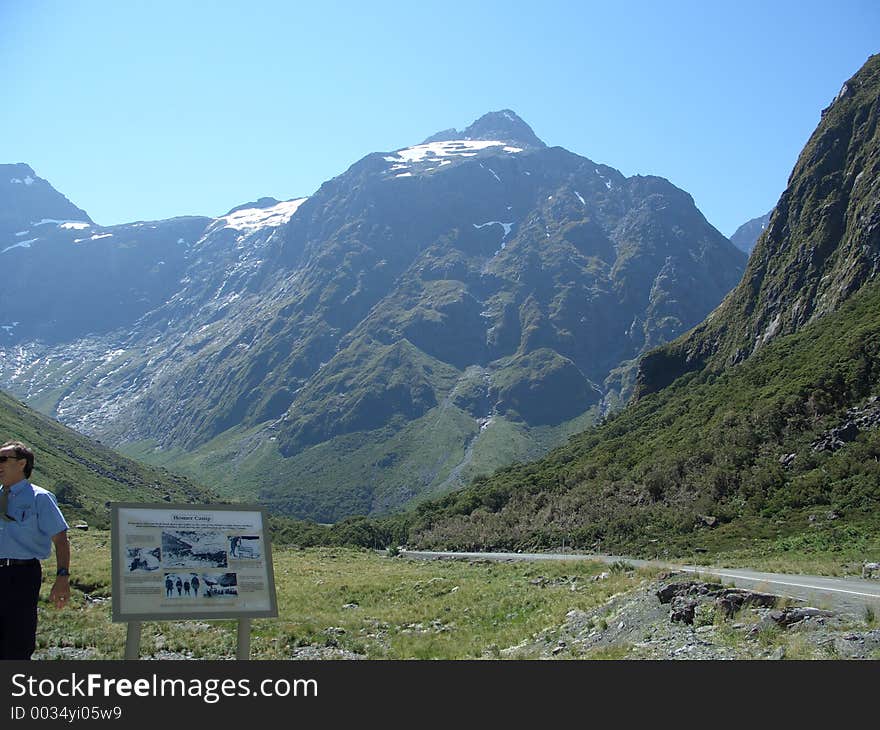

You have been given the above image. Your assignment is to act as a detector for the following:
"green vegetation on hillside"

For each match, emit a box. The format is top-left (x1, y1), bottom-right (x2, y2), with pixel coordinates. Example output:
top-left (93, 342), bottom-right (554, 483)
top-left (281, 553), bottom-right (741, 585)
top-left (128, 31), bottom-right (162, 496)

top-left (122, 400), bottom-right (601, 523)
top-left (120, 282), bottom-right (880, 564)
top-left (404, 279), bottom-right (880, 558)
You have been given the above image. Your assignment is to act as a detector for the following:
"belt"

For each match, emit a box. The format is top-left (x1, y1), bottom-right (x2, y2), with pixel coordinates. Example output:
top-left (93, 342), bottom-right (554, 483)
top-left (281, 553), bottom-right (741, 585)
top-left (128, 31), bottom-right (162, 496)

top-left (0, 558), bottom-right (39, 567)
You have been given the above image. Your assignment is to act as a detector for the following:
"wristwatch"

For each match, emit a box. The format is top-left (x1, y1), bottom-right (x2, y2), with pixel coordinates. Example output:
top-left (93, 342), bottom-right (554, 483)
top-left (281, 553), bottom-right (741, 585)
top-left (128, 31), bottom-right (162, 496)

top-left (56, 567), bottom-right (70, 577)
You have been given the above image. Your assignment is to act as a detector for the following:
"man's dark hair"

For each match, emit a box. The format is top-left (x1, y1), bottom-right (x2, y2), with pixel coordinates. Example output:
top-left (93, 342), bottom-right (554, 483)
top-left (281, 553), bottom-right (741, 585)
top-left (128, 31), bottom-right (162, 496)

top-left (2, 440), bottom-right (34, 478)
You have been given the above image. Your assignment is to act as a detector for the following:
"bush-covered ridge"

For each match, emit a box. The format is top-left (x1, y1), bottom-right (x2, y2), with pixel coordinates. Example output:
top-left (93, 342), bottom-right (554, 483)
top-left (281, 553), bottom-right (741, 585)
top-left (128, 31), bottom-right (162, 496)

top-left (402, 278), bottom-right (880, 556)
top-left (636, 53), bottom-right (880, 397)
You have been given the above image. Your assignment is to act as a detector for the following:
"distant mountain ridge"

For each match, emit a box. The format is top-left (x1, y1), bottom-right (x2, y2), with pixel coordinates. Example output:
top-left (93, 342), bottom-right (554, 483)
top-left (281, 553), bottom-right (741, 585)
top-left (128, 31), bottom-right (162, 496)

top-left (0, 110), bottom-right (745, 521)
top-left (729, 211), bottom-right (772, 254)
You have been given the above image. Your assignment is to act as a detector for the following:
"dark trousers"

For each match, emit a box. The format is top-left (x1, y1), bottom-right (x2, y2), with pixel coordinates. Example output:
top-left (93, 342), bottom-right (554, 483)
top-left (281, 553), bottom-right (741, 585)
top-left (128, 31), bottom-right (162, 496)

top-left (0, 561), bottom-right (42, 659)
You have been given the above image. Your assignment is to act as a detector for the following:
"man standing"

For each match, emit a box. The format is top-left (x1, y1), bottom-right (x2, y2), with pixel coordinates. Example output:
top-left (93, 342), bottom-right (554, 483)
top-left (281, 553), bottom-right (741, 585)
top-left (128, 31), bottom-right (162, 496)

top-left (0, 440), bottom-right (71, 659)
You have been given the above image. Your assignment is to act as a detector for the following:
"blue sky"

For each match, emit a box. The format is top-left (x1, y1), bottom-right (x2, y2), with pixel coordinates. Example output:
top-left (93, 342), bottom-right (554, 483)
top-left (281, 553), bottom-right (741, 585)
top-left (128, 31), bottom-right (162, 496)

top-left (1, 0), bottom-right (878, 237)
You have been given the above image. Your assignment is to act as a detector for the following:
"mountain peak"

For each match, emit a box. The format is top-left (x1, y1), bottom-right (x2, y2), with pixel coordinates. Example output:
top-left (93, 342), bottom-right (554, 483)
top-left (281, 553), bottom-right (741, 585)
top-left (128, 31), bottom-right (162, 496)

top-left (225, 196), bottom-right (281, 216)
top-left (422, 109), bottom-right (546, 149)
top-left (729, 210), bottom-right (772, 254)
top-left (1, 163), bottom-right (93, 231)
top-left (2, 162), bottom-right (40, 187)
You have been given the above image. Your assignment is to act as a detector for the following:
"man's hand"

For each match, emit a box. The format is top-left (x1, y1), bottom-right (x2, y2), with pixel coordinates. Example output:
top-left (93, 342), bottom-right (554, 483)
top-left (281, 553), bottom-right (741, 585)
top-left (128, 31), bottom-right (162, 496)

top-left (49, 576), bottom-right (71, 608)
top-left (50, 530), bottom-right (71, 608)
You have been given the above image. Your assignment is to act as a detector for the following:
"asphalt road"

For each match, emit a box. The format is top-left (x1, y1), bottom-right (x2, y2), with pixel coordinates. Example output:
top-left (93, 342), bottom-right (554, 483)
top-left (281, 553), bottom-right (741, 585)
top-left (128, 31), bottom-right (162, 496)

top-left (401, 550), bottom-right (880, 616)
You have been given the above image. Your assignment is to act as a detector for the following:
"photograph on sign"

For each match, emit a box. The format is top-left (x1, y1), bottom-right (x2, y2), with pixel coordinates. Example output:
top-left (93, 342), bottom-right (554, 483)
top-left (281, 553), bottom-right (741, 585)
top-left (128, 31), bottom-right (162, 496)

top-left (126, 545), bottom-right (162, 572)
top-left (111, 503), bottom-right (278, 622)
top-left (162, 529), bottom-right (228, 568)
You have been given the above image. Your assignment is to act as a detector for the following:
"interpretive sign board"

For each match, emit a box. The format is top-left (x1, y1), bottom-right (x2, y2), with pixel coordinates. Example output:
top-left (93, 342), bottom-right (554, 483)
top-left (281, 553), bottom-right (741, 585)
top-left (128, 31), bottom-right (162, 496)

top-left (111, 503), bottom-right (278, 622)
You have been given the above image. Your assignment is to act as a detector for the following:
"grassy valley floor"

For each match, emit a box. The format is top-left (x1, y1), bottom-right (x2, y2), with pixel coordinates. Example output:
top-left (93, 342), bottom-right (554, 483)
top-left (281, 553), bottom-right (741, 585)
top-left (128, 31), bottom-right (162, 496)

top-left (32, 530), bottom-right (880, 660)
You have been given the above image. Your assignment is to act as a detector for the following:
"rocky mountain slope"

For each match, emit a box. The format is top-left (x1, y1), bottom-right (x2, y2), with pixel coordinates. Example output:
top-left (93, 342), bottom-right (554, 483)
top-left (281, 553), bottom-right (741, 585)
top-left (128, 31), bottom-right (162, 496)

top-left (0, 112), bottom-right (745, 521)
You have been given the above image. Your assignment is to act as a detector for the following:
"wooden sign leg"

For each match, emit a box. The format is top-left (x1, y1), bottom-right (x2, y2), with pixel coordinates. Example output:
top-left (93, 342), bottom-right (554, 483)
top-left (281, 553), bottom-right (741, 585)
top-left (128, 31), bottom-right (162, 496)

top-left (124, 621), bottom-right (142, 660)
top-left (237, 618), bottom-right (251, 660)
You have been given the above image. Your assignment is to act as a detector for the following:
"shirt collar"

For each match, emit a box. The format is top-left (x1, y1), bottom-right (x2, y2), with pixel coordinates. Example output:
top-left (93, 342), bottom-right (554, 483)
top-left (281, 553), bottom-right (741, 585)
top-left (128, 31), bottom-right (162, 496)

top-left (5, 479), bottom-right (30, 495)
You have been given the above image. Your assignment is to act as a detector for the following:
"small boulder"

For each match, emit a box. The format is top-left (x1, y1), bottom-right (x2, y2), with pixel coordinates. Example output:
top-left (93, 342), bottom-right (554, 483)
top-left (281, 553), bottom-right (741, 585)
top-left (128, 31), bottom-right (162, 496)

top-left (715, 589), bottom-right (777, 618)
top-left (770, 607), bottom-right (834, 627)
top-left (670, 597), bottom-right (698, 624)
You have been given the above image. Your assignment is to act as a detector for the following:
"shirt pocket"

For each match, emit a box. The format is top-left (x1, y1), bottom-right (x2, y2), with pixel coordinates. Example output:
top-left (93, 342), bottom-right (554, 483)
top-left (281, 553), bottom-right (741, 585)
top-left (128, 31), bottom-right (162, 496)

top-left (17, 507), bottom-right (37, 526)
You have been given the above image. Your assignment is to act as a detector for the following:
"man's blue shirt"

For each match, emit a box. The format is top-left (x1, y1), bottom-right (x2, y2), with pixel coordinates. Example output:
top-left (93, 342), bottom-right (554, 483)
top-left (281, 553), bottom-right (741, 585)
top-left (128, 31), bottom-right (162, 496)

top-left (0, 479), bottom-right (69, 559)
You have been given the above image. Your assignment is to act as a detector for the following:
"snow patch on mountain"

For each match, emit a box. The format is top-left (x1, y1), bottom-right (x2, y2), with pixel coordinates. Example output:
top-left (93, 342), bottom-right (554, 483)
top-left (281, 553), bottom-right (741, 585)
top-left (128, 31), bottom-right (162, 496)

top-left (32, 218), bottom-right (90, 227)
top-left (383, 140), bottom-right (523, 174)
top-left (1, 344), bottom-right (34, 379)
top-left (2, 238), bottom-right (38, 254)
top-left (10, 176), bottom-right (35, 185)
top-left (102, 349), bottom-right (126, 364)
top-left (473, 221), bottom-right (514, 239)
top-left (74, 233), bottom-right (113, 244)
top-left (216, 198), bottom-right (308, 232)
top-left (479, 163), bottom-right (502, 182)
top-left (475, 221), bottom-right (515, 260)
top-left (60, 222), bottom-right (91, 230)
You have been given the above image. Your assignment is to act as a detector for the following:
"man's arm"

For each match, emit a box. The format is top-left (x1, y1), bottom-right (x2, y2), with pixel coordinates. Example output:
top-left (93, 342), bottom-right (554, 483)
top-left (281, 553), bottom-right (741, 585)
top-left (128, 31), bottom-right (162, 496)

top-left (48, 530), bottom-right (71, 609)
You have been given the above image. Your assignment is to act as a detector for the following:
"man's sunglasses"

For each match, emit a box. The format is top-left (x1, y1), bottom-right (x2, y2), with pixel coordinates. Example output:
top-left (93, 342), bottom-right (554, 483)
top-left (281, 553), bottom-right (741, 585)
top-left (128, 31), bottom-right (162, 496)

top-left (0, 455), bottom-right (24, 462)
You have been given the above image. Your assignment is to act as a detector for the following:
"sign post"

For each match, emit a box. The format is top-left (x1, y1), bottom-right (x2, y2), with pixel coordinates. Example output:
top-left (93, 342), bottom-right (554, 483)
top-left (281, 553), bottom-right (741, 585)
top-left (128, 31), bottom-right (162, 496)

top-left (237, 618), bottom-right (251, 660)
top-left (111, 503), bottom-right (278, 660)
top-left (124, 621), bottom-right (142, 660)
